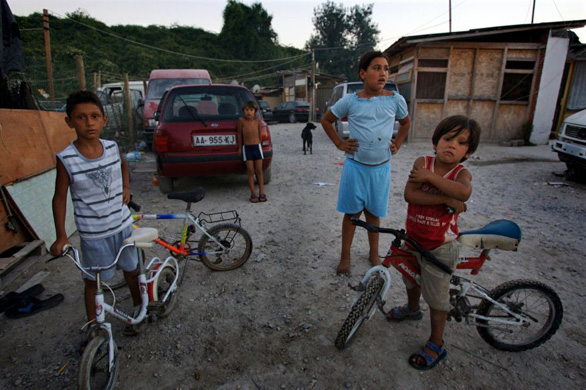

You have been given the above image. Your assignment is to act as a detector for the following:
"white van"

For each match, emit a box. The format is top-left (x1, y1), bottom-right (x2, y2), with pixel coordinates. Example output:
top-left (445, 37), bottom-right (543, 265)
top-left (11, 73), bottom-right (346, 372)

top-left (551, 109), bottom-right (586, 179)
top-left (326, 81), bottom-right (400, 139)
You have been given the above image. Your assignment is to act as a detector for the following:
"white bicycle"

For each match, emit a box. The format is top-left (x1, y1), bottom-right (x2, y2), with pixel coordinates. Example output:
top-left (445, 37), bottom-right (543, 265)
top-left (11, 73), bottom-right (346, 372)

top-left (49, 228), bottom-right (179, 390)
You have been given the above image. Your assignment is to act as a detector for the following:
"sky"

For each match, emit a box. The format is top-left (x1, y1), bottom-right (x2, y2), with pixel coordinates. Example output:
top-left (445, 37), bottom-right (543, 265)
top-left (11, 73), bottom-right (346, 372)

top-left (9, 0), bottom-right (586, 50)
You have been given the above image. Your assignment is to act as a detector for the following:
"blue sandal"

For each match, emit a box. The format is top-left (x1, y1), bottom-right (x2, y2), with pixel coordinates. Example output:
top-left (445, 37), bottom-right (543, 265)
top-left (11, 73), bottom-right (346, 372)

top-left (409, 340), bottom-right (447, 370)
top-left (386, 303), bottom-right (423, 322)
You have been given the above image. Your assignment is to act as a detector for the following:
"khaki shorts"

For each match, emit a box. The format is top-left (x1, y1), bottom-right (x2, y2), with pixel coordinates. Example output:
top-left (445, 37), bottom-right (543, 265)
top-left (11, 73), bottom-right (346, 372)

top-left (401, 240), bottom-right (459, 311)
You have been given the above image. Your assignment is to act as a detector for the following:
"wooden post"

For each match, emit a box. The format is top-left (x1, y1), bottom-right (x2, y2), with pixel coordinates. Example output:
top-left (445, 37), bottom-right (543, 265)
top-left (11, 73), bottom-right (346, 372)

top-left (311, 50), bottom-right (316, 122)
top-left (123, 73), bottom-right (135, 148)
top-left (42, 9), bottom-right (55, 101)
top-left (75, 55), bottom-right (86, 90)
top-left (93, 72), bottom-right (98, 92)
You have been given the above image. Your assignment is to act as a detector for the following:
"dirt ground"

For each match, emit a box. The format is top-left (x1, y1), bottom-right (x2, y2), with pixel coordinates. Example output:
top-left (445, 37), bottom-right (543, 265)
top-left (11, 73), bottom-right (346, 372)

top-left (1, 122), bottom-right (585, 390)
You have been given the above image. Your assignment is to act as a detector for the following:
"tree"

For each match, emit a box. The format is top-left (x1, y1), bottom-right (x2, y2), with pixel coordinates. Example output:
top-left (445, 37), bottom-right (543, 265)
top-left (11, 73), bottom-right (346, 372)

top-left (306, 2), bottom-right (380, 80)
top-left (219, 0), bottom-right (278, 60)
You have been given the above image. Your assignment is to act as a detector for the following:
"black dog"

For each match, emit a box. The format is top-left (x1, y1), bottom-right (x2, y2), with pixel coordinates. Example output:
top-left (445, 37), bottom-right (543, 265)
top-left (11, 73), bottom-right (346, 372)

top-left (301, 122), bottom-right (317, 155)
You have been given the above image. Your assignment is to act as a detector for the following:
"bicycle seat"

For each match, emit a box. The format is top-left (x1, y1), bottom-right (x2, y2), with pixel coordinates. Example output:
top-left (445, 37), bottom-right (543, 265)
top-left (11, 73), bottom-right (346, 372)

top-left (124, 228), bottom-right (158, 248)
top-left (167, 187), bottom-right (206, 203)
top-left (458, 220), bottom-right (521, 251)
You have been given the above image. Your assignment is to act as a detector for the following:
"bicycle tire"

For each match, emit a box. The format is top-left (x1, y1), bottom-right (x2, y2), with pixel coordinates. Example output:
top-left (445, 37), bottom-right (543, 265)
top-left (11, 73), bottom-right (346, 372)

top-left (476, 279), bottom-right (563, 352)
top-left (197, 223), bottom-right (253, 271)
top-left (335, 274), bottom-right (385, 350)
top-left (151, 265), bottom-right (179, 318)
top-left (78, 334), bottom-right (118, 390)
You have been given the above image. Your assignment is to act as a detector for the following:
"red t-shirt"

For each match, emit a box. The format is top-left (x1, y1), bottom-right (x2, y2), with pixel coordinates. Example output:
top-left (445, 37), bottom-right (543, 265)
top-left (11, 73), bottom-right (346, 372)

top-left (406, 156), bottom-right (466, 250)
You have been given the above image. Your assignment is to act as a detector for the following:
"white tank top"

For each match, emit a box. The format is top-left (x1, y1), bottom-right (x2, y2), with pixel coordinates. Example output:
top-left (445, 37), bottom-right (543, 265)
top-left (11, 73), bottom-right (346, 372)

top-left (57, 139), bottom-right (132, 240)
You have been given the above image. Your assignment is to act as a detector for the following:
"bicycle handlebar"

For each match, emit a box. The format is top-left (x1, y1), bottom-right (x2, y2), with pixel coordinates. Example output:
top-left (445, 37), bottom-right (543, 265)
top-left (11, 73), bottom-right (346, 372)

top-left (350, 217), bottom-right (453, 275)
top-left (47, 243), bottom-right (134, 276)
top-left (128, 199), bottom-right (141, 212)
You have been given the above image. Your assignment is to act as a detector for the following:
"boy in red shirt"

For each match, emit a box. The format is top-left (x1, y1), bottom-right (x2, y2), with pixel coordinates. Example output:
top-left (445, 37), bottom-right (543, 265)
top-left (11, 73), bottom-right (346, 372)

top-left (387, 115), bottom-right (481, 370)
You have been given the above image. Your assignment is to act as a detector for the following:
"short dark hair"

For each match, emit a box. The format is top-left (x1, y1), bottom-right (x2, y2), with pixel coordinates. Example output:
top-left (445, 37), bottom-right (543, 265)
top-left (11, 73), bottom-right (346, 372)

top-left (358, 51), bottom-right (389, 78)
top-left (242, 101), bottom-right (257, 112)
top-left (65, 90), bottom-right (105, 118)
top-left (432, 115), bottom-right (481, 161)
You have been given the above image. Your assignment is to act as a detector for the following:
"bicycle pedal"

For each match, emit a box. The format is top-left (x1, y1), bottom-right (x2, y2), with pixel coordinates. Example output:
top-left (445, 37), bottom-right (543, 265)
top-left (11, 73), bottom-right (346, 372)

top-left (147, 301), bottom-right (164, 315)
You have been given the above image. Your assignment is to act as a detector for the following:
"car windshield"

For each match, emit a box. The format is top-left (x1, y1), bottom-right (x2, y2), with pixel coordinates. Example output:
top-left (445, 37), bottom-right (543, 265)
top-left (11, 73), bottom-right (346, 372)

top-left (162, 86), bottom-right (252, 122)
top-left (347, 82), bottom-right (397, 94)
top-left (147, 78), bottom-right (210, 100)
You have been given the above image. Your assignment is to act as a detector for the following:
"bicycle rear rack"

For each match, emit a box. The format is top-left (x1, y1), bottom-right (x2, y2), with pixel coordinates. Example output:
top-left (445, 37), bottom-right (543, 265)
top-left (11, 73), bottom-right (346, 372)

top-left (197, 210), bottom-right (240, 225)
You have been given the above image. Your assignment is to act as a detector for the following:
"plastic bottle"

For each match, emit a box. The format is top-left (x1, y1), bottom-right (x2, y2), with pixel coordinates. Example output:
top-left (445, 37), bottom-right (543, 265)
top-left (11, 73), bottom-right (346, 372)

top-left (125, 152), bottom-right (142, 162)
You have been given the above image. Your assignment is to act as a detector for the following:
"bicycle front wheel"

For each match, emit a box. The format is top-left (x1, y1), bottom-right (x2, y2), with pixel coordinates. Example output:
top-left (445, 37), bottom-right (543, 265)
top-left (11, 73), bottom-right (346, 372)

top-left (78, 334), bottom-right (118, 390)
top-left (476, 279), bottom-right (563, 352)
top-left (198, 223), bottom-right (253, 271)
top-left (335, 274), bottom-right (385, 350)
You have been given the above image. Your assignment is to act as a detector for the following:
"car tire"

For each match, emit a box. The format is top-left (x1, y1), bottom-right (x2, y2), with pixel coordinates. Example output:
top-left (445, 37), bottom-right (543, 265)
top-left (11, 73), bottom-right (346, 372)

top-left (289, 113), bottom-right (297, 123)
top-left (158, 175), bottom-right (174, 194)
top-left (262, 166), bottom-right (272, 184)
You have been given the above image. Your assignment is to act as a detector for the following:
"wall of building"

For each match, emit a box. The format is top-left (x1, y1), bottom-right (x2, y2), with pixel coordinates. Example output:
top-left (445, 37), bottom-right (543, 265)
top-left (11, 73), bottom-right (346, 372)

top-left (531, 34), bottom-right (570, 144)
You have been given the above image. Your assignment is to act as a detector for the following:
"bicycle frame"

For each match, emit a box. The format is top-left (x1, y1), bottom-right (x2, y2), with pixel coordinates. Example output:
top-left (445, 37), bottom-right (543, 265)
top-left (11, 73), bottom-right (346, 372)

top-left (63, 242), bottom-right (179, 374)
top-left (132, 212), bottom-right (236, 256)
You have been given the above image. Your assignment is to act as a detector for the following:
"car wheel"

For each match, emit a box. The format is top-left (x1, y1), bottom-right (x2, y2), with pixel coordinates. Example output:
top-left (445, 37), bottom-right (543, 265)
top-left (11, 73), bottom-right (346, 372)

top-left (158, 175), bottom-right (174, 194)
top-left (262, 166), bottom-right (271, 184)
top-left (289, 113), bottom-right (297, 123)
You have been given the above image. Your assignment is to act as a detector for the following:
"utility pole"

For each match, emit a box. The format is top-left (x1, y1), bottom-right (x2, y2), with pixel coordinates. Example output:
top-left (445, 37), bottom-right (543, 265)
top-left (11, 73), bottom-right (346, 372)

top-left (311, 50), bottom-right (316, 122)
top-left (75, 55), bottom-right (86, 90)
top-left (43, 9), bottom-right (55, 101)
top-left (531, 0), bottom-right (536, 24)
top-left (449, 0), bottom-right (452, 32)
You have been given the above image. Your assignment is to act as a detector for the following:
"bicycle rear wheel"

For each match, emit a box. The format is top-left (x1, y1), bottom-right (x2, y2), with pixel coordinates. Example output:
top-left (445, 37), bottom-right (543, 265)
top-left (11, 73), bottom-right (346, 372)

top-left (198, 223), bottom-right (253, 271)
top-left (78, 334), bottom-right (118, 390)
top-left (335, 274), bottom-right (385, 350)
top-left (476, 279), bottom-right (563, 352)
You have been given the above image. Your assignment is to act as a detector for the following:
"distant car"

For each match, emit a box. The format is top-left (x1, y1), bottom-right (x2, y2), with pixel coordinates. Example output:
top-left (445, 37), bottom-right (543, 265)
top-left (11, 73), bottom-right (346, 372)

top-left (326, 81), bottom-right (400, 139)
top-left (153, 84), bottom-right (273, 193)
top-left (272, 101), bottom-right (310, 123)
top-left (257, 100), bottom-right (274, 122)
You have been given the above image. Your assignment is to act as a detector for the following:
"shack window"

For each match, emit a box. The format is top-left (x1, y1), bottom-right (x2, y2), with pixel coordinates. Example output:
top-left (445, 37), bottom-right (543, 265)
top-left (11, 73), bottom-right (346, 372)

top-left (417, 72), bottom-right (447, 99)
top-left (500, 60), bottom-right (535, 102)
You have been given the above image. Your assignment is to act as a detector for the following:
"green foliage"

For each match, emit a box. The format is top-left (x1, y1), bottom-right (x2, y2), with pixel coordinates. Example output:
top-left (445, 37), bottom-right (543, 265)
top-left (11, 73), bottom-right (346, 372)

top-left (15, 4), bottom-right (306, 101)
top-left (306, 1), bottom-right (380, 80)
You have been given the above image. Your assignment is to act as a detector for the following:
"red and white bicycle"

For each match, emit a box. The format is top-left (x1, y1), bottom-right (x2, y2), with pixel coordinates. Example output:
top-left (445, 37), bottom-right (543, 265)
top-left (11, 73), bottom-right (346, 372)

top-left (335, 218), bottom-right (563, 352)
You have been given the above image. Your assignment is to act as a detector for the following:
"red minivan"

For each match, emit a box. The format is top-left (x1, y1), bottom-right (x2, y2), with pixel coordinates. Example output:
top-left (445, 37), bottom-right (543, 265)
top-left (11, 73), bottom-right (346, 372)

top-left (143, 69), bottom-right (212, 148)
top-left (153, 84), bottom-right (273, 193)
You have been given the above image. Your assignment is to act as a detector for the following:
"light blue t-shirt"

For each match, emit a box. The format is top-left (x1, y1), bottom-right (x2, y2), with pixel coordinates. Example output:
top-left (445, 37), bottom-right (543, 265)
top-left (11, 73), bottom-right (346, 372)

top-left (331, 92), bottom-right (408, 165)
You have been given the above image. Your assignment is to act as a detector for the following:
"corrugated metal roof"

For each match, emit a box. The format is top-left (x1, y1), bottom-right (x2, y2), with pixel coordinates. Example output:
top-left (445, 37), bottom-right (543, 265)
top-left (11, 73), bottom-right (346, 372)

top-left (385, 19), bottom-right (586, 56)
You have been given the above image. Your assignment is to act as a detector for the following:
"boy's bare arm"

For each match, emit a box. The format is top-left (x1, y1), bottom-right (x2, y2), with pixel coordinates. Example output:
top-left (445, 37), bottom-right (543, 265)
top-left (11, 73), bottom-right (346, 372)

top-left (120, 152), bottom-right (131, 204)
top-left (50, 160), bottom-right (70, 256)
top-left (391, 115), bottom-right (410, 154)
top-left (404, 158), bottom-right (469, 212)
top-left (257, 119), bottom-right (262, 143)
top-left (408, 162), bottom-right (472, 201)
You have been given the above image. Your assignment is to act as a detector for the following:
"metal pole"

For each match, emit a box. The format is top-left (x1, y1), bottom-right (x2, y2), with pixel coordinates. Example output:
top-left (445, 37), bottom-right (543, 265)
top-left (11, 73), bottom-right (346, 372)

top-left (42, 9), bottom-right (55, 101)
top-left (531, 0), bottom-right (536, 24)
top-left (449, 0), bottom-right (452, 32)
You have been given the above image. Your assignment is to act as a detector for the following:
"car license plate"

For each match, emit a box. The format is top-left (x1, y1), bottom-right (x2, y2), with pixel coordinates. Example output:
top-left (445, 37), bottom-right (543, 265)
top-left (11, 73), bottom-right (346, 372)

top-left (193, 135), bottom-right (236, 146)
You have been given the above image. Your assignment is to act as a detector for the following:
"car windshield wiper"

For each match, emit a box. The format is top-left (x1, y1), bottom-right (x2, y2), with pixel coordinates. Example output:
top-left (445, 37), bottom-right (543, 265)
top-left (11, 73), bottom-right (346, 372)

top-left (178, 95), bottom-right (207, 127)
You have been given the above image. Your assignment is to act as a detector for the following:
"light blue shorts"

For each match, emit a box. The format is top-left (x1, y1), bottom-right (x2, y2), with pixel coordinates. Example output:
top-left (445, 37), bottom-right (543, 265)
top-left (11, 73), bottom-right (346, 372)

top-left (337, 158), bottom-right (391, 217)
top-left (80, 224), bottom-right (138, 281)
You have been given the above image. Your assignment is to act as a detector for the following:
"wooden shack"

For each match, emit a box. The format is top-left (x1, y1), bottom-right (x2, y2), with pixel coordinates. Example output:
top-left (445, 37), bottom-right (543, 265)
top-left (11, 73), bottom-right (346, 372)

top-left (384, 20), bottom-right (586, 144)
